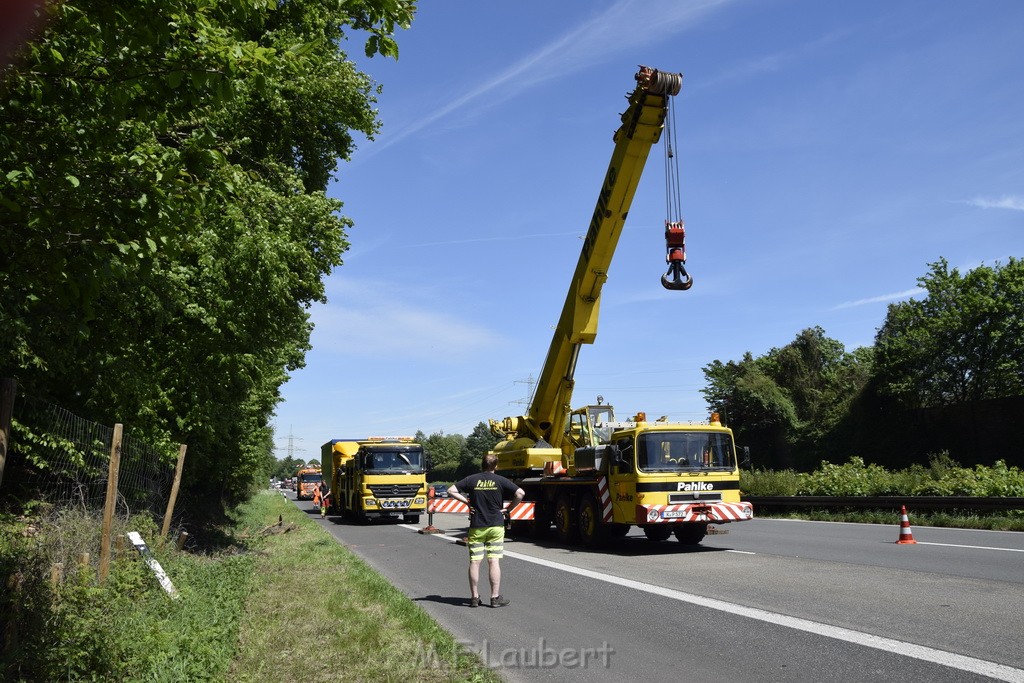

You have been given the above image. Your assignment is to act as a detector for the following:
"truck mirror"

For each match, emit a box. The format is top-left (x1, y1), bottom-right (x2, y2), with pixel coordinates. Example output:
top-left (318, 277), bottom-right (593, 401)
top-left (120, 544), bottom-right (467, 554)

top-left (740, 446), bottom-right (751, 469)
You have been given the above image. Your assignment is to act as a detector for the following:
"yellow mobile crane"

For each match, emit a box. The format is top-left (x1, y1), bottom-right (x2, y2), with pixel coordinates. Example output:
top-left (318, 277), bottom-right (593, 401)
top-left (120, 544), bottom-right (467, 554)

top-left (489, 66), bottom-right (753, 546)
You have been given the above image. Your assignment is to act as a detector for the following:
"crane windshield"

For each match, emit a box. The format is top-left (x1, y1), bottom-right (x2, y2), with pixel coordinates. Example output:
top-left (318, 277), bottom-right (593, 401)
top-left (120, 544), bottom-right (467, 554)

top-left (565, 404), bottom-right (617, 448)
top-left (636, 431), bottom-right (735, 472)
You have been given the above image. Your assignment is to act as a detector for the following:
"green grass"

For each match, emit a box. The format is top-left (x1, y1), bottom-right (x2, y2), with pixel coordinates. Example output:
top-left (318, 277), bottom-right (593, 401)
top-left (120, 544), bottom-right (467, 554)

top-left (0, 492), bottom-right (500, 682)
top-left (1, 506), bottom-right (258, 681)
top-left (230, 492), bottom-right (500, 682)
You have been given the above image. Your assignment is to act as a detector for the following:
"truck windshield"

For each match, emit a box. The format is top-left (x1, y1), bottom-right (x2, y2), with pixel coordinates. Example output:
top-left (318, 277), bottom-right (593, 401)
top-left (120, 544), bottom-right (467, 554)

top-left (636, 432), bottom-right (735, 472)
top-left (365, 449), bottom-right (425, 473)
top-left (300, 474), bottom-right (322, 483)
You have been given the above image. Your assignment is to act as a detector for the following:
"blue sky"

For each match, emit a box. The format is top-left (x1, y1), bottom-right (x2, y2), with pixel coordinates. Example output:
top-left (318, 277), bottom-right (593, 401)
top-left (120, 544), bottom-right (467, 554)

top-left (271, 0), bottom-right (1024, 461)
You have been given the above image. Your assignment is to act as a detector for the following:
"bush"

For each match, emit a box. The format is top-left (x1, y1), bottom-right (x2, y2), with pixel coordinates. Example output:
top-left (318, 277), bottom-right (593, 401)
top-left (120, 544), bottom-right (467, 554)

top-left (740, 468), bottom-right (800, 496)
top-left (1, 507), bottom-right (255, 681)
top-left (743, 453), bottom-right (1024, 498)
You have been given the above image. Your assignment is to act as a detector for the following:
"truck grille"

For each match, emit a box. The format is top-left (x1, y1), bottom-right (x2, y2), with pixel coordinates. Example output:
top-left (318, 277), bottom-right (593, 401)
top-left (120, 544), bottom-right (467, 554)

top-left (368, 484), bottom-right (422, 498)
top-left (669, 492), bottom-right (723, 504)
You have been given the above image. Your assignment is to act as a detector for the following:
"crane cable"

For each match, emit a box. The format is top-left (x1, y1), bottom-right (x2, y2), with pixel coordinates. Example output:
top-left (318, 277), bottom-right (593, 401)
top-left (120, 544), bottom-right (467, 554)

top-left (661, 93), bottom-right (692, 290)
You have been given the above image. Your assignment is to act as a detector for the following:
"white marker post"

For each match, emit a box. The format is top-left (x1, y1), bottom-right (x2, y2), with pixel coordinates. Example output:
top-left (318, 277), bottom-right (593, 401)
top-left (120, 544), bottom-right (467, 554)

top-left (127, 531), bottom-right (179, 599)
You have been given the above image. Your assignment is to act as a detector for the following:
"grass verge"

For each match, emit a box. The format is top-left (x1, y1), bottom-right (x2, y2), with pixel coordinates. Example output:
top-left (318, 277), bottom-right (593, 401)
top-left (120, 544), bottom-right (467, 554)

top-left (230, 491), bottom-right (500, 682)
top-left (1, 492), bottom-right (499, 682)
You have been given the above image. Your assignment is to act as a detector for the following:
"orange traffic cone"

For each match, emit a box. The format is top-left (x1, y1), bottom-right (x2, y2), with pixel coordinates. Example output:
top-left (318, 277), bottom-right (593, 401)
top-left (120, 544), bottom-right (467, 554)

top-left (895, 505), bottom-right (917, 544)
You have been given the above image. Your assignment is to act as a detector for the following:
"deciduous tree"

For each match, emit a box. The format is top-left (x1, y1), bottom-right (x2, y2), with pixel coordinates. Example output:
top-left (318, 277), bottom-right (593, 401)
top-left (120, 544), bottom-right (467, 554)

top-left (1, 0), bottom-right (416, 512)
top-left (874, 258), bottom-right (1024, 408)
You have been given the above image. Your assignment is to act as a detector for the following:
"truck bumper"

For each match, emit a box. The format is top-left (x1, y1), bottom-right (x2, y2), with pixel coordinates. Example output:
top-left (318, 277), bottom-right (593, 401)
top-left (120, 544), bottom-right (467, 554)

top-left (636, 501), bottom-right (753, 524)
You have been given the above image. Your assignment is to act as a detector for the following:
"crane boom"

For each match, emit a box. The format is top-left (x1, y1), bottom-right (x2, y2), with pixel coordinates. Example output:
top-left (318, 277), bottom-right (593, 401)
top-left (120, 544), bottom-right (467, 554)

top-left (491, 66), bottom-right (684, 472)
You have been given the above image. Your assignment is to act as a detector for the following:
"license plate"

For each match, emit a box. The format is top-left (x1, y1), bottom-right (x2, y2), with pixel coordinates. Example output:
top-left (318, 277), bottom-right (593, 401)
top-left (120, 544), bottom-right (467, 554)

top-left (661, 510), bottom-right (687, 519)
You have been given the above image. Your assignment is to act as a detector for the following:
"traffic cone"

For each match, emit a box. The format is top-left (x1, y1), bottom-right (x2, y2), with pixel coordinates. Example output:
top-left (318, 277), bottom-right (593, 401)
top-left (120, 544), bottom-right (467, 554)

top-left (895, 505), bottom-right (917, 544)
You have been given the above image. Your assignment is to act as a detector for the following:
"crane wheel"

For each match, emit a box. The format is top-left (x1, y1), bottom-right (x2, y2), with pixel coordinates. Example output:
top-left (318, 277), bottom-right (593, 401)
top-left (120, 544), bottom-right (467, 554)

top-left (577, 494), bottom-right (604, 547)
top-left (553, 495), bottom-right (577, 543)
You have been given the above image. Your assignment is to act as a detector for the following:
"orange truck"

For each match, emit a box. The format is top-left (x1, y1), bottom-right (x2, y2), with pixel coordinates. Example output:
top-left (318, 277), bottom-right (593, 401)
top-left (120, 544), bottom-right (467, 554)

top-left (295, 465), bottom-right (322, 500)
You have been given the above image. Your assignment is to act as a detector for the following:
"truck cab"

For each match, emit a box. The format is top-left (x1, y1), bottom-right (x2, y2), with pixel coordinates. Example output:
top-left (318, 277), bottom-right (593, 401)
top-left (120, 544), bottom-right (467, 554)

top-left (323, 437), bottom-right (428, 523)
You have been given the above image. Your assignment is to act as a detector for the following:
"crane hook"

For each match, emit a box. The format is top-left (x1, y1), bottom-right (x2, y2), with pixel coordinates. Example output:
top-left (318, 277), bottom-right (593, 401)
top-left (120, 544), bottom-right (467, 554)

top-left (661, 221), bottom-right (693, 290)
top-left (662, 260), bottom-right (692, 290)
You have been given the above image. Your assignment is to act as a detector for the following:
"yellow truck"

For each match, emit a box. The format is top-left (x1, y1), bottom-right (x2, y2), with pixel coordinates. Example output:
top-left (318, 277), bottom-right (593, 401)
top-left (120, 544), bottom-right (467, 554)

top-left (321, 437), bottom-right (428, 523)
top-left (294, 466), bottom-right (322, 500)
top-left (488, 66), bottom-right (753, 546)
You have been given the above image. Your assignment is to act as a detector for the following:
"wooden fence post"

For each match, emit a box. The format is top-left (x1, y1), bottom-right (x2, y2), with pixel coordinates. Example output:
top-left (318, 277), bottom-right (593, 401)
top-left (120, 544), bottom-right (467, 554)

top-left (161, 444), bottom-right (187, 538)
top-left (98, 423), bottom-right (123, 583)
top-left (0, 378), bottom-right (16, 492)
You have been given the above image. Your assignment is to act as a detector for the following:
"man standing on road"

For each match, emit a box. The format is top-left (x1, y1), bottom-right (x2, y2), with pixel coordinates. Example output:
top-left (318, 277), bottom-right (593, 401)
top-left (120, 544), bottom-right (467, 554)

top-left (449, 454), bottom-right (525, 608)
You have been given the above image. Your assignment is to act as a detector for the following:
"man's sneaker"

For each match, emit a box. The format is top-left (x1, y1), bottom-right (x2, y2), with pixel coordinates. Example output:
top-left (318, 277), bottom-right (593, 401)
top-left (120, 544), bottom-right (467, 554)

top-left (490, 595), bottom-right (511, 608)
top-left (469, 597), bottom-right (480, 608)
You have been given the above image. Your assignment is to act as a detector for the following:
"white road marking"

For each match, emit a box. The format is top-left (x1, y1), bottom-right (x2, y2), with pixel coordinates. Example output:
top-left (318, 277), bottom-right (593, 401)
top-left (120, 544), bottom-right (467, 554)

top-left (410, 526), bottom-right (1024, 682)
top-left (915, 541), bottom-right (1024, 553)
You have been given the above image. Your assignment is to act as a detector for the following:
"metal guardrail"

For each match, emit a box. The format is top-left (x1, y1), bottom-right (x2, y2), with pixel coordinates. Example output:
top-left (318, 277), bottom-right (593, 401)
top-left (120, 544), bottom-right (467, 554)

top-left (742, 496), bottom-right (1024, 512)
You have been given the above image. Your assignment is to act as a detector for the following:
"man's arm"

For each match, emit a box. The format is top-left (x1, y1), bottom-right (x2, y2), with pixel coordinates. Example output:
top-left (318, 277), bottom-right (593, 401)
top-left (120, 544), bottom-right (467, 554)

top-left (506, 486), bottom-right (525, 511)
top-left (447, 484), bottom-right (471, 506)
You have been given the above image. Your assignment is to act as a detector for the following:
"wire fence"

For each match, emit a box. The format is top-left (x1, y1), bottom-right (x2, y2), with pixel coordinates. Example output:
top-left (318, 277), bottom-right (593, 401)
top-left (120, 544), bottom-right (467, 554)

top-left (2, 389), bottom-right (178, 526)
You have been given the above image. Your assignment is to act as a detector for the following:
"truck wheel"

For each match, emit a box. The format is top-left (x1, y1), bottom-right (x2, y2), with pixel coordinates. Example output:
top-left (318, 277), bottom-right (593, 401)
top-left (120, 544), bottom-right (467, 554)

top-left (643, 525), bottom-right (672, 542)
top-left (577, 494), bottom-right (604, 547)
top-left (607, 523), bottom-right (630, 537)
top-left (553, 495), bottom-right (577, 543)
top-left (673, 524), bottom-right (707, 545)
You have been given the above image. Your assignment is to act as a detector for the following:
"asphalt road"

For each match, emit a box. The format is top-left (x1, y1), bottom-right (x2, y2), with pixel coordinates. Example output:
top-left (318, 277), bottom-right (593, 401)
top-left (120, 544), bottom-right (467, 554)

top-left (287, 493), bottom-right (1024, 682)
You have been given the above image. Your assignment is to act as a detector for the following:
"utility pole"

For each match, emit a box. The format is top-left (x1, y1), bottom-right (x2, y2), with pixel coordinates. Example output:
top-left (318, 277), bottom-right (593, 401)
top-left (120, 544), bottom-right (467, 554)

top-left (509, 374), bottom-right (537, 410)
top-left (274, 425), bottom-right (304, 461)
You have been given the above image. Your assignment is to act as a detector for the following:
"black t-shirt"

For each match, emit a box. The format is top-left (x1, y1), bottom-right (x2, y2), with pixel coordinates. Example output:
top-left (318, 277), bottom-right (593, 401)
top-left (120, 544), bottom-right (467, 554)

top-left (454, 471), bottom-right (520, 528)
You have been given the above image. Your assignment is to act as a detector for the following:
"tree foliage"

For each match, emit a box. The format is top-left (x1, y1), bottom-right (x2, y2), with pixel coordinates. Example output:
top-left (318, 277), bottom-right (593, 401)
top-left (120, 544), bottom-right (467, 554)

top-left (1, 0), bottom-right (416, 517)
top-left (464, 421), bottom-right (500, 464)
top-left (701, 327), bottom-right (873, 469)
top-left (416, 430), bottom-right (468, 482)
top-left (874, 258), bottom-right (1024, 409)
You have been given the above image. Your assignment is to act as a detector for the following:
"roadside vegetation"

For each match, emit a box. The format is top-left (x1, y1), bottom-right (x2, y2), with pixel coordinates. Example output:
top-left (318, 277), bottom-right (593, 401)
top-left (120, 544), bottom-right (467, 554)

top-left (741, 454), bottom-right (1024, 531)
top-left (0, 492), bottom-right (498, 682)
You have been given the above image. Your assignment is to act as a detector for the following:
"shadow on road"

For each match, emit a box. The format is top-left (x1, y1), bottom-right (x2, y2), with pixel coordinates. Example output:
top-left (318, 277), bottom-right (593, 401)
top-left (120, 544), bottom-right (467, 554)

top-left (412, 594), bottom-right (474, 607)
top-left (420, 519), bottom-right (736, 556)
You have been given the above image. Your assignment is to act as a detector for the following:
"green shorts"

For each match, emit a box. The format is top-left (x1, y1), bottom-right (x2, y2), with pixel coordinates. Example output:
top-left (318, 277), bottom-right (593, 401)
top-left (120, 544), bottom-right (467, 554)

top-left (467, 526), bottom-right (505, 561)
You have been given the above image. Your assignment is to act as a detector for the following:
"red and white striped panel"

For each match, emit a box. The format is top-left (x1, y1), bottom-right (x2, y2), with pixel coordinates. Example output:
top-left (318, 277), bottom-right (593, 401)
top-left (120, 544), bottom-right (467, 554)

top-left (429, 498), bottom-right (468, 514)
top-left (427, 499), bottom-right (535, 520)
top-left (636, 501), bottom-right (754, 524)
top-left (596, 476), bottom-right (613, 522)
top-left (507, 502), bottom-right (535, 520)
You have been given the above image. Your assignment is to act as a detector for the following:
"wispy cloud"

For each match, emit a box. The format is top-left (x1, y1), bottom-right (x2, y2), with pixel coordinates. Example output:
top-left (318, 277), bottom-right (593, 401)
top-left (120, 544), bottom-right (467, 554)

top-left (963, 195), bottom-right (1024, 211)
top-left (831, 288), bottom-right (923, 310)
top-left (310, 277), bottom-right (501, 359)
top-left (695, 27), bottom-right (855, 91)
top-left (360, 0), bottom-right (731, 159)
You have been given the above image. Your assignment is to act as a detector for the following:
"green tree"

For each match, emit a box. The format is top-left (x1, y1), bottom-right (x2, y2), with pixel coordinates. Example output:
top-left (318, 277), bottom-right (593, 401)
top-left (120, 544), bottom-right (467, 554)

top-left (418, 430), bottom-right (466, 482)
top-left (702, 354), bottom-right (798, 468)
top-left (874, 258), bottom-right (1024, 409)
top-left (463, 421), bottom-right (500, 465)
top-left (271, 456), bottom-right (306, 481)
top-left (1, 0), bottom-right (416, 514)
top-left (702, 328), bottom-right (872, 469)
